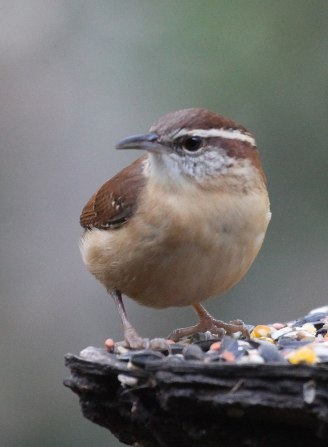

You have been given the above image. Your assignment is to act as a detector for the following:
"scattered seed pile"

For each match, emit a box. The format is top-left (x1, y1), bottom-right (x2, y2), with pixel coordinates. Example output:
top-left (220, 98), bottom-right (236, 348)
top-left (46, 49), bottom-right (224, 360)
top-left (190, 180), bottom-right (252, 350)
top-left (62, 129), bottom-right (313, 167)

top-left (104, 305), bottom-right (328, 369)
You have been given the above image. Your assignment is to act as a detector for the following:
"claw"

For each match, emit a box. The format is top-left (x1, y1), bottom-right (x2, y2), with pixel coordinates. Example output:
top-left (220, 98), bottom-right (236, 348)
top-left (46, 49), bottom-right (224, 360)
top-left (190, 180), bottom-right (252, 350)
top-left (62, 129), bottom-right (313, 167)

top-left (168, 303), bottom-right (250, 342)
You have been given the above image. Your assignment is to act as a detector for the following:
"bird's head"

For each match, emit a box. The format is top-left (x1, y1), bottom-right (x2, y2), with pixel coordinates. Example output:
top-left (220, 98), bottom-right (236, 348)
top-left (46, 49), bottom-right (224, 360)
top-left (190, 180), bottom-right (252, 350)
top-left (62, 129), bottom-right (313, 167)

top-left (116, 108), bottom-right (265, 191)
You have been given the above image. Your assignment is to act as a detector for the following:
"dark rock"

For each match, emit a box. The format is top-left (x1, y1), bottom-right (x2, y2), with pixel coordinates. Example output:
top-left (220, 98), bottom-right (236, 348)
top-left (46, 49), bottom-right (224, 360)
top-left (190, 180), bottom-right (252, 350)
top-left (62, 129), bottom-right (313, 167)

top-left (130, 350), bottom-right (165, 368)
top-left (295, 312), bottom-right (327, 327)
top-left (182, 344), bottom-right (204, 360)
top-left (258, 342), bottom-right (287, 363)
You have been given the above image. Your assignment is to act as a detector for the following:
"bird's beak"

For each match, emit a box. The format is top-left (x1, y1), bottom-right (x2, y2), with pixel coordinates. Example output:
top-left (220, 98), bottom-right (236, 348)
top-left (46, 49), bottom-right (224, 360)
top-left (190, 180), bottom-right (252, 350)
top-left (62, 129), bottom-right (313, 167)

top-left (115, 133), bottom-right (167, 153)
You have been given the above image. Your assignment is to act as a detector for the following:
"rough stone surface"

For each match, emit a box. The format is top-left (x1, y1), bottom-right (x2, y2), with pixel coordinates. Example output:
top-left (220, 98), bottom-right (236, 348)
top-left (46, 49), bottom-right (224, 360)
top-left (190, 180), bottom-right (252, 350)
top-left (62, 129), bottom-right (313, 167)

top-left (65, 346), bottom-right (328, 446)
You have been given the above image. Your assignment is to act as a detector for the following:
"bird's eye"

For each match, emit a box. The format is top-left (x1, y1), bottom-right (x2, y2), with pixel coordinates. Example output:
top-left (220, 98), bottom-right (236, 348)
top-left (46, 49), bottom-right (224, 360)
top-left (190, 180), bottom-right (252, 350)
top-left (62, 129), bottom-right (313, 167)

top-left (182, 136), bottom-right (203, 152)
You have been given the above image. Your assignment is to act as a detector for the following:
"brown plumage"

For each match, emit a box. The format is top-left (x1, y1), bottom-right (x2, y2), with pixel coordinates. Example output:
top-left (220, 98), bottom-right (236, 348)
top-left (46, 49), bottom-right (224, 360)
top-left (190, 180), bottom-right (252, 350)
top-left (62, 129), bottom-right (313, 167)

top-left (150, 108), bottom-right (250, 134)
top-left (80, 156), bottom-right (147, 230)
top-left (79, 108), bottom-right (271, 348)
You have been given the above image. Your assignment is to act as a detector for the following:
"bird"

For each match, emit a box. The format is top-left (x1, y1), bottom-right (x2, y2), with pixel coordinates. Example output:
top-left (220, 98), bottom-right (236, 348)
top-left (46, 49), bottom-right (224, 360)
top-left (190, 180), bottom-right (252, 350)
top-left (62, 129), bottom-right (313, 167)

top-left (80, 108), bottom-right (271, 349)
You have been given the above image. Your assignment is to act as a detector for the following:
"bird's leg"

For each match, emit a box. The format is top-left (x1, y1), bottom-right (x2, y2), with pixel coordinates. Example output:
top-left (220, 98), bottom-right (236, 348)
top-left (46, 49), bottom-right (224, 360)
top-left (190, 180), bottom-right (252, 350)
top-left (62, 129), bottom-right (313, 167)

top-left (110, 289), bottom-right (147, 349)
top-left (168, 303), bottom-right (249, 341)
top-left (193, 304), bottom-right (250, 337)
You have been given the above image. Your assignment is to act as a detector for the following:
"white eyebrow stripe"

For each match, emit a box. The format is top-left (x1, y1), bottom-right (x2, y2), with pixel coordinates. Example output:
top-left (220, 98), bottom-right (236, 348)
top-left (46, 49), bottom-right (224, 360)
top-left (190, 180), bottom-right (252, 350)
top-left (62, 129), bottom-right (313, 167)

top-left (173, 128), bottom-right (256, 146)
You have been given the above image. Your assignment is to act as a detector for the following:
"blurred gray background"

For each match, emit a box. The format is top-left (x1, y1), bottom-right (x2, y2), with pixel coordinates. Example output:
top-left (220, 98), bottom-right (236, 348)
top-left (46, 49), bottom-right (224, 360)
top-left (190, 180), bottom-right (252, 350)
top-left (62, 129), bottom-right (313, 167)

top-left (1, 1), bottom-right (327, 446)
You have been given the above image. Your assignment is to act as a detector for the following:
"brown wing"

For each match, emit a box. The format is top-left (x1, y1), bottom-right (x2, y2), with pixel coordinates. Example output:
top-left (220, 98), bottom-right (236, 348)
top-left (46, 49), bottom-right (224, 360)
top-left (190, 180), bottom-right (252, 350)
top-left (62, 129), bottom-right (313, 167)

top-left (80, 155), bottom-right (147, 230)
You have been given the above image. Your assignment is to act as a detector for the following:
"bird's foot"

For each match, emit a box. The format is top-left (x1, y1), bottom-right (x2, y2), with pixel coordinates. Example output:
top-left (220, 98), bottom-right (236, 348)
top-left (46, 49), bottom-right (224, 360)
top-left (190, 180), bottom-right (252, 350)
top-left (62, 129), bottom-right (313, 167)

top-left (113, 327), bottom-right (173, 351)
top-left (123, 326), bottom-right (149, 349)
top-left (168, 316), bottom-right (249, 342)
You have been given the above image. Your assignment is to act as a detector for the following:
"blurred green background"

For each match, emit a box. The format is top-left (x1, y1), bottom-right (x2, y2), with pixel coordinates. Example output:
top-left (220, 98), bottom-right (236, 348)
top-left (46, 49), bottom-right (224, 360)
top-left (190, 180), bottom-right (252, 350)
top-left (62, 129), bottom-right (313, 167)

top-left (1, 1), bottom-right (327, 446)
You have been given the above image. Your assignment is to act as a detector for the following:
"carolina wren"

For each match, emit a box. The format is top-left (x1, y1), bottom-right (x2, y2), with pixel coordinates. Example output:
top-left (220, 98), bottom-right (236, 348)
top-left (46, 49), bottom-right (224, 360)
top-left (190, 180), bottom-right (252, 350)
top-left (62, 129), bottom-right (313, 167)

top-left (80, 108), bottom-right (271, 348)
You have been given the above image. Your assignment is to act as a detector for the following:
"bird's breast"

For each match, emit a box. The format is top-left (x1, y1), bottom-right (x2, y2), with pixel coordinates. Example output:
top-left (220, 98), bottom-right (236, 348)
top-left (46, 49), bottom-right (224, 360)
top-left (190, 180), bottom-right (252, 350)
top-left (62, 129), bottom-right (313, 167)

top-left (80, 183), bottom-right (270, 308)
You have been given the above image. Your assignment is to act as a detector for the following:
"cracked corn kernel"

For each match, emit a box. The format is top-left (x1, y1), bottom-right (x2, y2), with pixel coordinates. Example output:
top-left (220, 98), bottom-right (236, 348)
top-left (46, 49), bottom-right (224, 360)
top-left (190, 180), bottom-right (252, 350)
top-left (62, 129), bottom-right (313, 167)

top-left (221, 350), bottom-right (235, 363)
top-left (287, 346), bottom-right (318, 365)
top-left (105, 338), bottom-right (115, 352)
top-left (209, 341), bottom-right (221, 351)
top-left (250, 325), bottom-right (271, 339)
